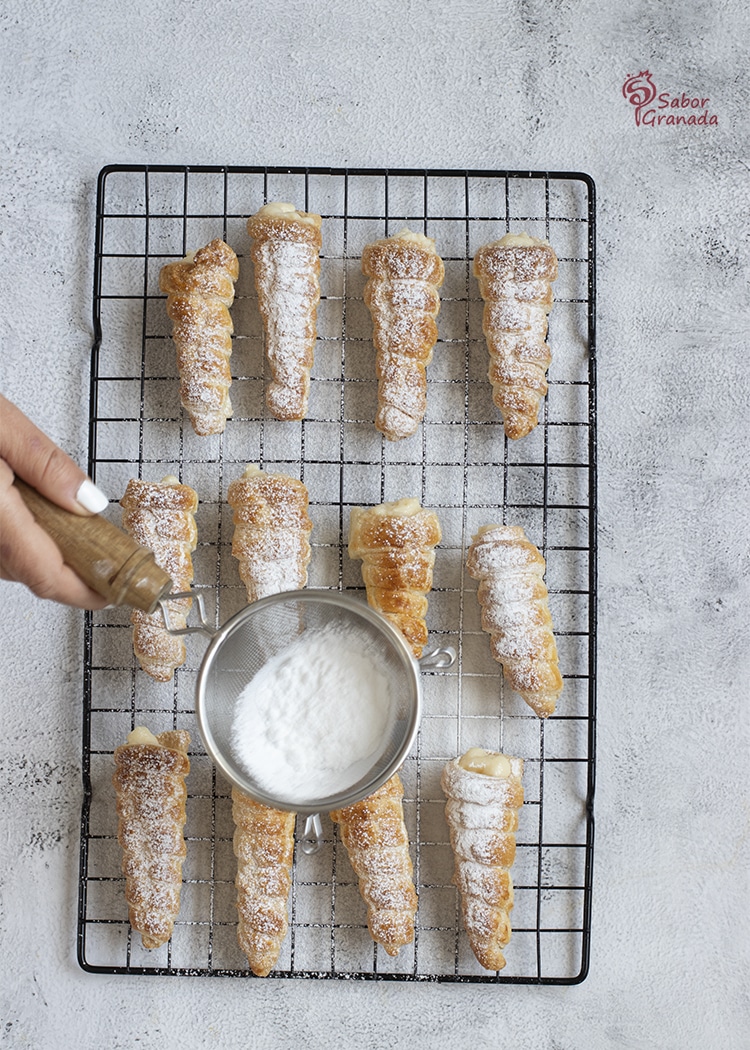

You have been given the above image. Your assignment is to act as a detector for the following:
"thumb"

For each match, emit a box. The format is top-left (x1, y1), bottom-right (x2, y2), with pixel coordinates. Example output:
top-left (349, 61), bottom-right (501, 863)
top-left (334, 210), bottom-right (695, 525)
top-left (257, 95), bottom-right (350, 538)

top-left (0, 394), bottom-right (109, 516)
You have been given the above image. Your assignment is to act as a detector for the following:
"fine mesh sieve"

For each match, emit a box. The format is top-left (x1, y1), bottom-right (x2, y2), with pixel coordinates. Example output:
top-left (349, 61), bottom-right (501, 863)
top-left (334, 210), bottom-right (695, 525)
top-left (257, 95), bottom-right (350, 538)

top-left (163, 590), bottom-right (454, 827)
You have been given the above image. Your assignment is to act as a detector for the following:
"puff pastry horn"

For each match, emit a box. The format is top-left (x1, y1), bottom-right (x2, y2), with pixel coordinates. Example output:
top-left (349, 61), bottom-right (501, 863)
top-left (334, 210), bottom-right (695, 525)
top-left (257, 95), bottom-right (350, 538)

top-left (362, 229), bottom-right (445, 440)
top-left (342, 499), bottom-right (438, 941)
top-left (227, 464), bottom-right (313, 602)
top-left (246, 202), bottom-right (322, 421)
top-left (159, 238), bottom-right (239, 436)
top-left (467, 524), bottom-right (562, 718)
top-left (226, 464), bottom-right (311, 972)
top-left (227, 464), bottom-right (308, 970)
top-left (231, 788), bottom-right (296, 977)
top-left (473, 232), bottom-right (558, 440)
top-left (120, 476), bottom-right (198, 682)
top-left (113, 726), bottom-right (190, 950)
top-left (441, 748), bottom-right (524, 971)
top-left (348, 497), bottom-right (441, 659)
top-left (331, 773), bottom-right (418, 956)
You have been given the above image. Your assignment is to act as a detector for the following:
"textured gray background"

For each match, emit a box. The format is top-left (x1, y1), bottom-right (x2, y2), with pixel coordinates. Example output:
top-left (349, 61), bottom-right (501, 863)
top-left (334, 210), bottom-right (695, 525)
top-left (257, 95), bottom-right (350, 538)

top-left (1, 1), bottom-right (748, 1047)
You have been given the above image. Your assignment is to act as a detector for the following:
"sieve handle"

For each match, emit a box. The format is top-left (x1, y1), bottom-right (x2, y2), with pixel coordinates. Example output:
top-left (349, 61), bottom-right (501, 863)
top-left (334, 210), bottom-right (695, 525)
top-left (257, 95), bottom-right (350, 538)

top-left (159, 591), bottom-right (215, 636)
top-left (13, 477), bottom-right (173, 612)
top-left (301, 813), bottom-right (323, 855)
top-left (418, 646), bottom-right (456, 670)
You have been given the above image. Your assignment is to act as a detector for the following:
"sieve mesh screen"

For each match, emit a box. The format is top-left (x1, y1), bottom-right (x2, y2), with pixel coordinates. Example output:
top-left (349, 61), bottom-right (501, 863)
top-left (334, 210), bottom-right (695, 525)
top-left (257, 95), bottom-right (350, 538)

top-left (196, 591), bottom-right (420, 812)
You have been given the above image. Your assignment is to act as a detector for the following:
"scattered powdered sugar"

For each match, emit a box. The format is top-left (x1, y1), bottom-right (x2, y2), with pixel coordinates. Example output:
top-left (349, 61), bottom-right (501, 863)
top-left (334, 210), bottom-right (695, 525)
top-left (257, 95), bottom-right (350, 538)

top-left (473, 242), bottom-right (557, 441)
top-left (251, 235), bottom-right (320, 419)
top-left (363, 246), bottom-right (442, 439)
top-left (231, 629), bottom-right (393, 804)
top-left (467, 529), bottom-right (562, 712)
top-left (473, 241), bottom-right (558, 286)
top-left (120, 480), bottom-right (198, 680)
top-left (227, 469), bottom-right (313, 602)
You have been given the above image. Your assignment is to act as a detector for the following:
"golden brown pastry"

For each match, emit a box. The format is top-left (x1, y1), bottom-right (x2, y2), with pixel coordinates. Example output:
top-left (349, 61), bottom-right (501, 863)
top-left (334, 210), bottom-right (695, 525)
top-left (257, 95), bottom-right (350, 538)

top-left (246, 202), bottom-right (322, 421)
top-left (120, 476), bottom-right (198, 682)
top-left (336, 496), bottom-right (432, 954)
top-left (441, 747), bottom-right (524, 971)
top-left (348, 497), bottom-right (441, 659)
top-left (113, 726), bottom-right (190, 950)
top-left (159, 238), bottom-right (239, 436)
top-left (330, 773), bottom-right (418, 957)
top-left (361, 229), bottom-right (445, 440)
top-left (226, 464), bottom-right (313, 602)
top-left (226, 464), bottom-right (311, 973)
top-left (466, 524), bottom-right (562, 718)
top-left (473, 232), bottom-right (558, 440)
top-left (231, 788), bottom-right (296, 977)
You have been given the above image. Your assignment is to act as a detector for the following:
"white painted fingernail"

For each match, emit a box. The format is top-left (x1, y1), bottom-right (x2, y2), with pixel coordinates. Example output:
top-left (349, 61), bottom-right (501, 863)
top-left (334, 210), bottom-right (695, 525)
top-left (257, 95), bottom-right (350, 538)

top-left (76, 479), bottom-right (109, 514)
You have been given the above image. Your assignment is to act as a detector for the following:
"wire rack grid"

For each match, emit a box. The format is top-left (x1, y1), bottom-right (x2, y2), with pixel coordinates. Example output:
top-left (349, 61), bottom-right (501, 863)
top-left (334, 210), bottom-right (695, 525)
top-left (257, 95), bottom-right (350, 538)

top-left (78, 164), bottom-right (597, 983)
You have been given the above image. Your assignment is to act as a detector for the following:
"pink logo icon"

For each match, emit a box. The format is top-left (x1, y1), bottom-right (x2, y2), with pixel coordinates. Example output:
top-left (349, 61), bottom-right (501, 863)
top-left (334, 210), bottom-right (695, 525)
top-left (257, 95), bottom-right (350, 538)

top-left (622, 70), bottom-right (718, 128)
top-left (622, 71), bottom-right (657, 125)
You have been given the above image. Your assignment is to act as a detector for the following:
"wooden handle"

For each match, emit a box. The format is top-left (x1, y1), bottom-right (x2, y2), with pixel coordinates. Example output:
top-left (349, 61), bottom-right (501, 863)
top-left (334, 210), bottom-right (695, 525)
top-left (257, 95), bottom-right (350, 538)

top-left (13, 478), bottom-right (173, 612)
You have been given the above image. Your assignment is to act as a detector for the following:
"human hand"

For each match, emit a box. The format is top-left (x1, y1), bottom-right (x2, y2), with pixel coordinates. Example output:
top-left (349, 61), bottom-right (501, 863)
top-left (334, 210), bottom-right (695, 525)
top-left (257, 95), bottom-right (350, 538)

top-left (0, 394), bottom-right (110, 608)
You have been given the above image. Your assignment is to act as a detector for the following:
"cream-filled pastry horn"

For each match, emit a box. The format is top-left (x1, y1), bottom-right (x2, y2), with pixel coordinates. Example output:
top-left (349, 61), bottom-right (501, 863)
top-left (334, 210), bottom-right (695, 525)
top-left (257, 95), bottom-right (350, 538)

top-left (473, 232), bottom-right (558, 440)
top-left (227, 464), bottom-right (313, 603)
top-left (466, 524), bottom-right (562, 718)
top-left (331, 773), bottom-right (418, 957)
top-left (441, 747), bottom-right (524, 971)
top-left (120, 476), bottom-right (198, 682)
top-left (231, 788), bottom-right (296, 977)
top-left (247, 202), bottom-right (322, 421)
top-left (113, 726), bottom-right (190, 950)
top-left (159, 238), bottom-right (239, 436)
top-left (361, 229), bottom-right (444, 440)
top-left (348, 497), bottom-right (441, 660)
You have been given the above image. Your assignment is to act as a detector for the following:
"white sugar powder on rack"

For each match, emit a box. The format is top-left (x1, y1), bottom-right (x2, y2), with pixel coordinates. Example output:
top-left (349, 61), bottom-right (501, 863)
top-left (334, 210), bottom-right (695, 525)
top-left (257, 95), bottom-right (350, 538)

top-left (230, 629), bottom-right (393, 804)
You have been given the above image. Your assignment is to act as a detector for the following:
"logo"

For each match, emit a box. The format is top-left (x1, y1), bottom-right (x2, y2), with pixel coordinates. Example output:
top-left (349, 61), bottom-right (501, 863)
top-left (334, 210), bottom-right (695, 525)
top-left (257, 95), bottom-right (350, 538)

top-left (622, 70), bottom-right (718, 127)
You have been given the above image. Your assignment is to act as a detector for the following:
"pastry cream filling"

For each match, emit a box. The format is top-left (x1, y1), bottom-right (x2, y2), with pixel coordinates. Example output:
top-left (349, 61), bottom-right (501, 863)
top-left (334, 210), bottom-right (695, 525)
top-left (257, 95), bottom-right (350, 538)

top-left (458, 747), bottom-right (511, 778)
top-left (473, 523), bottom-right (503, 539)
top-left (363, 497), bottom-right (422, 518)
top-left (127, 726), bottom-right (161, 746)
top-left (253, 201), bottom-right (321, 227)
top-left (394, 228), bottom-right (437, 251)
top-left (498, 231), bottom-right (549, 248)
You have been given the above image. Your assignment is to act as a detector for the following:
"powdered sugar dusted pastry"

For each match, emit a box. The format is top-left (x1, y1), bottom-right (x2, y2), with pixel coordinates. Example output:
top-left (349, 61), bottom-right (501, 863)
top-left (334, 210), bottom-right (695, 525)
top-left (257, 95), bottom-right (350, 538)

top-left (362, 229), bottom-right (445, 440)
top-left (159, 238), bottom-right (239, 436)
top-left (246, 202), bottom-right (322, 421)
top-left (441, 747), bottom-right (523, 971)
top-left (348, 497), bottom-right (441, 659)
top-left (120, 477), bottom-right (198, 682)
top-left (113, 726), bottom-right (190, 950)
top-left (226, 464), bottom-right (311, 972)
top-left (467, 524), bottom-right (562, 718)
top-left (231, 788), bottom-right (296, 977)
top-left (330, 773), bottom-right (417, 956)
top-left (473, 232), bottom-right (558, 440)
top-left (227, 464), bottom-right (313, 602)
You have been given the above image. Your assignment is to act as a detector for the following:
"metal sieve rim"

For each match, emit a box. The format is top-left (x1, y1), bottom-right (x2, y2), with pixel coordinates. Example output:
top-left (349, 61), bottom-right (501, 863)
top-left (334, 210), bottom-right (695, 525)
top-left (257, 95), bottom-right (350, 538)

top-left (194, 589), bottom-right (422, 814)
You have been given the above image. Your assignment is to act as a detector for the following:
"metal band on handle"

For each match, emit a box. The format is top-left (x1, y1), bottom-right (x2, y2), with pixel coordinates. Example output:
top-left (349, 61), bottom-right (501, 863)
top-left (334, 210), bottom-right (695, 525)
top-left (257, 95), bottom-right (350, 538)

top-left (301, 813), bottom-right (323, 855)
top-left (418, 646), bottom-right (456, 670)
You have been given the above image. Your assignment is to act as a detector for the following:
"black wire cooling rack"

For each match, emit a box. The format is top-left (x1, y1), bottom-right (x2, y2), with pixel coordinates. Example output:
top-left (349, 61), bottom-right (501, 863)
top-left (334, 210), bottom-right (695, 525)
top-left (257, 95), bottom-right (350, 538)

top-left (78, 165), bottom-right (597, 983)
